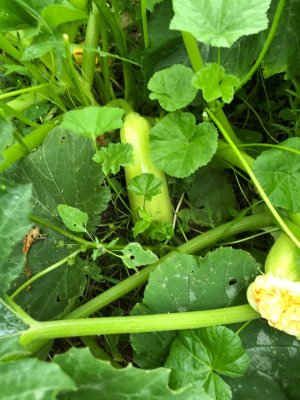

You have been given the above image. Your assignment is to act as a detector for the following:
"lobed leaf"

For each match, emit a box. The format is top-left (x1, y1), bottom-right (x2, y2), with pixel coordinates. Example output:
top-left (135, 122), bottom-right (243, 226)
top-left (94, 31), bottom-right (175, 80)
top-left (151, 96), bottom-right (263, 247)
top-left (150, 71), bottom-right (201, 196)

top-left (170, 0), bottom-right (272, 47)
top-left (150, 112), bottom-right (218, 178)
top-left (131, 247), bottom-right (260, 368)
top-left (192, 63), bottom-right (240, 103)
top-left (165, 326), bottom-right (249, 400)
top-left (148, 64), bottom-right (197, 111)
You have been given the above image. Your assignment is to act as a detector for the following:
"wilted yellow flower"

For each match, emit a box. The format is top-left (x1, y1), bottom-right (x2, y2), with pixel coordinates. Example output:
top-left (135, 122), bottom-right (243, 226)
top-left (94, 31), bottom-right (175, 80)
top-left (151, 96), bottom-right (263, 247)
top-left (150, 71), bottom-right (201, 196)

top-left (247, 274), bottom-right (300, 338)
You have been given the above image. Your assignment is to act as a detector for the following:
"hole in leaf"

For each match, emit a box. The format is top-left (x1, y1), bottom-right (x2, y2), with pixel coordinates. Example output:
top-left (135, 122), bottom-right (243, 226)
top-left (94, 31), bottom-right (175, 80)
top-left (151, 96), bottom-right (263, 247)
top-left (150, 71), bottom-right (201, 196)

top-left (129, 255), bottom-right (135, 260)
top-left (56, 294), bottom-right (61, 303)
top-left (229, 278), bottom-right (237, 285)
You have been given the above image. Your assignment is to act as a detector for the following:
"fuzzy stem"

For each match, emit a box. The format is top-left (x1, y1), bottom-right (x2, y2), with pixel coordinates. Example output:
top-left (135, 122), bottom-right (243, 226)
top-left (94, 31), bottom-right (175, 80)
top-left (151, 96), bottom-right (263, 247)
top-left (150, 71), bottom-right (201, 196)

top-left (20, 305), bottom-right (259, 346)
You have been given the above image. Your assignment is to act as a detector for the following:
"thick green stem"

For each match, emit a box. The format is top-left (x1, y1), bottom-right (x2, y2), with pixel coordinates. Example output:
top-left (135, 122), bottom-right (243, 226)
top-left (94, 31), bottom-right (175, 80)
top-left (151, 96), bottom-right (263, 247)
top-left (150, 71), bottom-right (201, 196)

top-left (20, 305), bottom-right (259, 346)
top-left (0, 102), bottom-right (39, 128)
top-left (236, 0), bottom-right (286, 90)
top-left (0, 121), bottom-right (56, 171)
top-left (67, 213), bottom-right (273, 319)
top-left (82, 2), bottom-right (101, 88)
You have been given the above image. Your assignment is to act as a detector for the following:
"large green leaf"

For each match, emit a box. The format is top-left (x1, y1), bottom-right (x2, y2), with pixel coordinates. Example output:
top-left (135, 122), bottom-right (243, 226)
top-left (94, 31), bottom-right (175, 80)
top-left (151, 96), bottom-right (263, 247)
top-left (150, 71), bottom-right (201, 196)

top-left (225, 320), bottom-right (300, 399)
top-left (253, 138), bottom-right (300, 212)
top-left (165, 326), bottom-right (249, 400)
top-left (0, 179), bottom-right (32, 295)
top-left (0, 358), bottom-right (75, 400)
top-left (150, 112), bottom-right (218, 178)
top-left (170, 0), bottom-right (272, 47)
top-left (6, 129), bottom-right (109, 319)
top-left (7, 128), bottom-right (110, 231)
top-left (263, 0), bottom-right (300, 79)
top-left (54, 347), bottom-right (207, 400)
top-left (131, 248), bottom-right (259, 368)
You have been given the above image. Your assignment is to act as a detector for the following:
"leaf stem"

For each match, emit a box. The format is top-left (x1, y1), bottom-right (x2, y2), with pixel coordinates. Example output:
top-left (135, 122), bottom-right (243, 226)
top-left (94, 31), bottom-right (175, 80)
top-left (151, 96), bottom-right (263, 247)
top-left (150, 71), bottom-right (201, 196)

top-left (206, 108), bottom-right (300, 249)
top-left (20, 305), bottom-right (259, 346)
top-left (236, 0), bottom-right (286, 90)
top-left (10, 248), bottom-right (83, 300)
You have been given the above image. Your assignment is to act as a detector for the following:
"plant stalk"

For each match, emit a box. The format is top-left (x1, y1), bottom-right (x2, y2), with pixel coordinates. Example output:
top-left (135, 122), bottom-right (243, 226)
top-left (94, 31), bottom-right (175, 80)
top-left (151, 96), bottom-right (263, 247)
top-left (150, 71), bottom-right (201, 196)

top-left (20, 305), bottom-right (260, 346)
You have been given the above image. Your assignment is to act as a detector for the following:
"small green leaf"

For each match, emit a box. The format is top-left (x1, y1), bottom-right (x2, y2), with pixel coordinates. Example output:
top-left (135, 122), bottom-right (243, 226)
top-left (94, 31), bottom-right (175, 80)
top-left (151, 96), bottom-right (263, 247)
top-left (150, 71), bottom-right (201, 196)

top-left (57, 204), bottom-right (88, 233)
top-left (54, 347), bottom-right (204, 399)
top-left (192, 63), bottom-right (240, 103)
top-left (170, 0), bottom-right (272, 47)
top-left (148, 64), bottom-right (197, 111)
top-left (165, 326), bottom-right (249, 399)
top-left (0, 358), bottom-right (75, 400)
top-left (253, 138), bottom-right (300, 212)
top-left (61, 106), bottom-right (124, 141)
top-left (121, 243), bottom-right (158, 271)
top-left (0, 179), bottom-right (32, 295)
top-left (93, 143), bottom-right (134, 175)
top-left (128, 173), bottom-right (162, 201)
top-left (150, 112), bottom-right (218, 178)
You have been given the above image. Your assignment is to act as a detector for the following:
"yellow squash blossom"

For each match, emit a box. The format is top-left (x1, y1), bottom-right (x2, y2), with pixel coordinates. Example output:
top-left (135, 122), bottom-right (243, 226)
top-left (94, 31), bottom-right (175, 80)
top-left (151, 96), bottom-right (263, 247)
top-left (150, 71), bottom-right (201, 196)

top-left (247, 274), bottom-right (300, 338)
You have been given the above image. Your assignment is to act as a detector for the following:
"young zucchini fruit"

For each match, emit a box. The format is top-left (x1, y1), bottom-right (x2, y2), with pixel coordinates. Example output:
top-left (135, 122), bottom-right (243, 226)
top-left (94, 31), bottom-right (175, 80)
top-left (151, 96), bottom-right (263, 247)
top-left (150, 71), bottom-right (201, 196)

top-left (247, 233), bottom-right (300, 338)
top-left (120, 112), bottom-right (173, 224)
